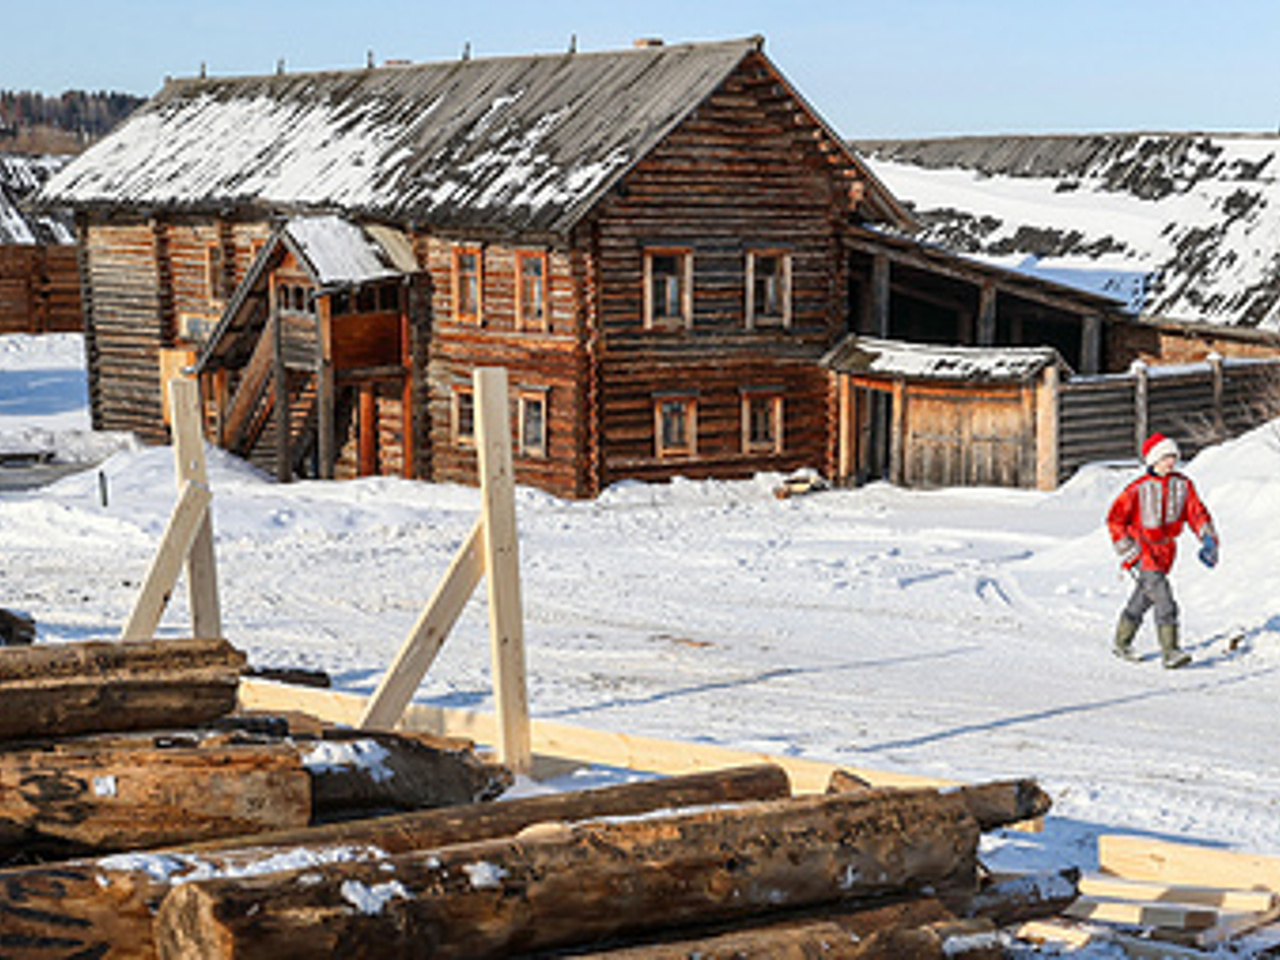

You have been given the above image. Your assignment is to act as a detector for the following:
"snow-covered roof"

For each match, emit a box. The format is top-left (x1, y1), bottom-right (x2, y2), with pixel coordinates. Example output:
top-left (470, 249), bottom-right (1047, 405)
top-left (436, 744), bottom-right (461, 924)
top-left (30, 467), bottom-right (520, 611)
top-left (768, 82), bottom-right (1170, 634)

top-left (856, 133), bottom-right (1280, 332)
top-left (37, 38), bottom-right (903, 235)
top-left (0, 154), bottom-right (74, 245)
top-left (822, 335), bottom-right (1061, 383)
top-left (285, 215), bottom-right (411, 287)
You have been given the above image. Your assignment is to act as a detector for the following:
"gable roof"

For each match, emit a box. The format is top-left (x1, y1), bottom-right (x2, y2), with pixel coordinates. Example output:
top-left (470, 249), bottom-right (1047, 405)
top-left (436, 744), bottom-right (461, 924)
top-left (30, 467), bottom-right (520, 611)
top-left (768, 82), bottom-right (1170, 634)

top-left (194, 215), bottom-right (414, 373)
top-left (0, 154), bottom-right (74, 245)
top-left (856, 133), bottom-right (1280, 331)
top-left (38, 38), bottom-right (905, 236)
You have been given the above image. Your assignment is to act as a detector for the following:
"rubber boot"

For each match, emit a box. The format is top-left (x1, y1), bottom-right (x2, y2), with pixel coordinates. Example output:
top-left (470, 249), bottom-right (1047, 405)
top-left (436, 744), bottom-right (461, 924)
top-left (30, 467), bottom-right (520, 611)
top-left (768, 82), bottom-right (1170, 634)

top-left (1112, 617), bottom-right (1140, 662)
top-left (1158, 623), bottom-right (1191, 669)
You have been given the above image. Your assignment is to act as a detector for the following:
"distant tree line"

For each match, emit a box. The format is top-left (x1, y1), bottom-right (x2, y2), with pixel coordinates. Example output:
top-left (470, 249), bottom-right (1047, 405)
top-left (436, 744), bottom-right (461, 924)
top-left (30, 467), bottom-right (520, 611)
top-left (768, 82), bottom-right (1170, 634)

top-left (0, 90), bottom-right (144, 139)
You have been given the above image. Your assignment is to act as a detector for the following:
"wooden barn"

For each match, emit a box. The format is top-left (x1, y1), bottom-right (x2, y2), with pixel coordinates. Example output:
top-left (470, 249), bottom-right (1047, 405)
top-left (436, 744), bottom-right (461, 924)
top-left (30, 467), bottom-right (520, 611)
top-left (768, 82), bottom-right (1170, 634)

top-left (36, 37), bottom-right (1132, 496)
top-left (0, 154), bottom-right (80, 334)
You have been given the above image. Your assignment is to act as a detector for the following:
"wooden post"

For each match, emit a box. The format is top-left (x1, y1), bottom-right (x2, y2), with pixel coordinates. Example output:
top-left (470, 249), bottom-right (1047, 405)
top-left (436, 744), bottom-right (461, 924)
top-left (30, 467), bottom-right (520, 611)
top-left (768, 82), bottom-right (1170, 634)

top-left (474, 367), bottom-right (532, 775)
top-left (871, 253), bottom-right (891, 337)
top-left (976, 282), bottom-right (997, 346)
top-left (358, 520), bottom-right (485, 730)
top-left (272, 298), bottom-right (291, 483)
top-left (1035, 364), bottom-right (1060, 491)
top-left (1080, 315), bottom-right (1102, 374)
top-left (1132, 359), bottom-right (1149, 456)
top-left (1208, 352), bottom-right (1226, 442)
top-left (889, 378), bottom-right (907, 486)
top-left (119, 481), bottom-right (213, 641)
top-left (316, 297), bottom-right (335, 480)
top-left (168, 377), bottom-right (222, 640)
top-left (359, 382), bottom-right (377, 476)
top-left (836, 374), bottom-right (855, 485)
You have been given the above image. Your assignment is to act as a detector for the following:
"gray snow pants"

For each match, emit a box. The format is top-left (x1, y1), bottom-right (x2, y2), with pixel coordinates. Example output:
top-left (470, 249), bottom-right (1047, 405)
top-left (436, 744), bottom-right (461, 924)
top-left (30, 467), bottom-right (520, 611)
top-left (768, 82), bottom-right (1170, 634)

top-left (1122, 568), bottom-right (1179, 627)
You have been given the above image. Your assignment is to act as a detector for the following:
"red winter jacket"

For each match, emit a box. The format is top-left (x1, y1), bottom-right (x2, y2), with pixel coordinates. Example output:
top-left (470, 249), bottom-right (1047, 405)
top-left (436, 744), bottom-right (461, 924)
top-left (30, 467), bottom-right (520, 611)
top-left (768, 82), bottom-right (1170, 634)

top-left (1107, 470), bottom-right (1215, 573)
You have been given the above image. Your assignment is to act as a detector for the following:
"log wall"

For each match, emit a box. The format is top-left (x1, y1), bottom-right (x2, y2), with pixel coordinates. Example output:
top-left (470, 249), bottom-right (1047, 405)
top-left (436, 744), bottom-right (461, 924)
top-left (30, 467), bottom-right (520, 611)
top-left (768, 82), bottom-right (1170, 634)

top-left (586, 51), bottom-right (852, 490)
top-left (0, 244), bottom-right (81, 334)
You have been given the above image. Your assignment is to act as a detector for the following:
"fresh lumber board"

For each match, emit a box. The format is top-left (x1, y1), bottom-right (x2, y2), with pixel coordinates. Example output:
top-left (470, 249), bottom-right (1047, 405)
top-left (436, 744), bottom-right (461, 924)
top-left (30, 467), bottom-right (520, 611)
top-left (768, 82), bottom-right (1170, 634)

top-left (154, 787), bottom-right (982, 960)
top-left (1063, 896), bottom-right (1219, 930)
top-left (1079, 873), bottom-right (1279, 913)
top-left (0, 637), bottom-right (243, 741)
top-left (1099, 834), bottom-right (1280, 893)
top-left (1014, 919), bottom-right (1096, 949)
top-left (240, 677), bottom-right (955, 793)
top-left (0, 764), bottom-right (791, 960)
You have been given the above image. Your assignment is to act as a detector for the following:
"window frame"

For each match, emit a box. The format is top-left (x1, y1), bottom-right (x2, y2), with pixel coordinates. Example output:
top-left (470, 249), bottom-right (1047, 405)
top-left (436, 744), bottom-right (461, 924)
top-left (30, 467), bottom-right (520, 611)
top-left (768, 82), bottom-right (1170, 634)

top-left (643, 248), bottom-right (693, 330)
top-left (654, 393), bottom-right (698, 459)
top-left (515, 251), bottom-right (550, 332)
top-left (745, 250), bottom-right (792, 329)
top-left (740, 386), bottom-right (785, 454)
top-left (452, 386), bottom-right (476, 447)
top-left (517, 386), bottom-right (550, 459)
top-left (206, 242), bottom-right (225, 304)
top-left (452, 246), bottom-right (483, 324)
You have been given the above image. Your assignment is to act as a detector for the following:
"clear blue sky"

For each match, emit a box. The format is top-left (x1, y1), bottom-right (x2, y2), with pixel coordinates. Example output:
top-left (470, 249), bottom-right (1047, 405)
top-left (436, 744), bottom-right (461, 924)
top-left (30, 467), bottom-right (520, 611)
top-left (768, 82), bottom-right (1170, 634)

top-left (7, 0), bottom-right (1280, 138)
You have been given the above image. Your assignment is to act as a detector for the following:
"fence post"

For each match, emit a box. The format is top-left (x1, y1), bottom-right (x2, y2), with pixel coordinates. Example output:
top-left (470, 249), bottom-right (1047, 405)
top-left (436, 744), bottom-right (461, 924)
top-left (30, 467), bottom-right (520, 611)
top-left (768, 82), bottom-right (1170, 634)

top-left (1132, 359), bottom-right (1149, 456)
top-left (1208, 352), bottom-right (1226, 442)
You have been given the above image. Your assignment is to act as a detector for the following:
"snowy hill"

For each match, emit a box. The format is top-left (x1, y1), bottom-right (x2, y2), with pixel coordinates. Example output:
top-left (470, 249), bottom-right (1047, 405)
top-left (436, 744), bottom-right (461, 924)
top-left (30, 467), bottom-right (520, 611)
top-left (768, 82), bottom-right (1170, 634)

top-left (858, 133), bottom-right (1280, 330)
top-left (3, 333), bottom-right (1280, 888)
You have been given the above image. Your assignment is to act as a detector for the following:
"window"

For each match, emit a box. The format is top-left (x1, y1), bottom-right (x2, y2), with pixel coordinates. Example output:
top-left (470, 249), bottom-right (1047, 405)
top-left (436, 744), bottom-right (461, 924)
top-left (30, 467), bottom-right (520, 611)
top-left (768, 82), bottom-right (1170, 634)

top-left (746, 251), bottom-right (791, 327)
top-left (518, 388), bottom-right (549, 458)
top-left (654, 394), bottom-right (697, 458)
top-left (206, 243), bottom-right (224, 302)
top-left (452, 388), bottom-right (475, 446)
top-left (644, 249), bottom-right (692, 329)
top-left (517, 252), bottom-right (549, 331)
top-left (741, 388), bottom-right (785, 454)
top-left (453, 247), bottom-right (482, 323)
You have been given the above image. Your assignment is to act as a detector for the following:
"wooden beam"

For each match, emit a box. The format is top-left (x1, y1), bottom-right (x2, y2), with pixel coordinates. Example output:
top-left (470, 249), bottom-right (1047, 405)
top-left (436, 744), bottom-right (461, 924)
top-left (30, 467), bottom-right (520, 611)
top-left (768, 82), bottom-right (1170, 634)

top-left (1080, 315), bottom-right (1102, 374)
top-left (119, 480), bottom-right (212, 642)
top-left (871, 253), bottom-right (891, 337)
top-left (316, 298), bottom-right (335, 479)
top-left (240, 679), bottom-right (954, 794)
top-left (1078, 874), bottom-right (1279, 913)
top-left (168, 377), bottom-right (222, 640)
top-left (1063, 897), bottom-right (1219, 930)
top-left (1035, 364), bottom-right (1060, 491)
top-left (889, 378), bottom-right (907, 485)
top-left (357, 519), bottom-right (485, 730)
top-left (976, 281), bottom-right (997, 346)
top-left (473, 367), bottom-right (532, 775)
top-left (272, 298), bottom-right (290, 483)
top-left (1098, 834), bottom-right (1280, 893)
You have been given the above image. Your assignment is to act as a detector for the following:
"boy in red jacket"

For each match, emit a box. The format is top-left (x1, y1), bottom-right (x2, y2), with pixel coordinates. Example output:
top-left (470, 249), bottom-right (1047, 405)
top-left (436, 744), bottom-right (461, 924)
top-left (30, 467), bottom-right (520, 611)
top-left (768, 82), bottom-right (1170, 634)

top-left (1107, 432), bottom-right (1218, 668)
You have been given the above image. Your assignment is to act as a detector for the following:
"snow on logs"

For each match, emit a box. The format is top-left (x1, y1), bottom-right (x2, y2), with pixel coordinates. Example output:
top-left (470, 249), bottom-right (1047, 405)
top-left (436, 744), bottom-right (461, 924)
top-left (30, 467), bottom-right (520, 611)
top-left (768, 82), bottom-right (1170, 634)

top-left (0, 765), bottom-right (790, 959)
top-left (0, 636), bottom-right (244, 740)
top-left (154, 787), bottom-right (989, 960)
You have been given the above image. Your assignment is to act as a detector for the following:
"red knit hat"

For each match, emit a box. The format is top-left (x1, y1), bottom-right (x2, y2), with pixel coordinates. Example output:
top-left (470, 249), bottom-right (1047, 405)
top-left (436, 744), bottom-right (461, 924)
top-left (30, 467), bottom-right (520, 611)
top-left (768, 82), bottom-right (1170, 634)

top-left (1142, 432), bottom-right (1179, 466)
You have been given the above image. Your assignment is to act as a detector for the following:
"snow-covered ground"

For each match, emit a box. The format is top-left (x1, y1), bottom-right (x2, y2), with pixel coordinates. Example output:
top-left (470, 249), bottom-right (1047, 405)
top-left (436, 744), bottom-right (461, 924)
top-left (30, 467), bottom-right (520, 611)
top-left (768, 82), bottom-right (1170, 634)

top-left (3, 333), bottom-right (1280, 886)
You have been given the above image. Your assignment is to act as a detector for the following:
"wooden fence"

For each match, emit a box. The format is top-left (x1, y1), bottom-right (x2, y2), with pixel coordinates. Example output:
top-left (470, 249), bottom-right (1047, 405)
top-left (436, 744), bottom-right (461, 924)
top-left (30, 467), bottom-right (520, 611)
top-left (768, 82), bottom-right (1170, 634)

top-left (1057, 356), bottom-right (1280, 480)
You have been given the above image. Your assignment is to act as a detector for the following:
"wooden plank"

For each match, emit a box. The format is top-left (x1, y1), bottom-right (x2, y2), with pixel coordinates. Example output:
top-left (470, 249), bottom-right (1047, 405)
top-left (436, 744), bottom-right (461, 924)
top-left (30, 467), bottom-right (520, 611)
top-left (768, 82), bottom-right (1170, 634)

top-left (1064, 896), bottom-right (1219, 930)
top-left (358, 519), bottom-right (485, 730)
top-left (473, 367), bottom-right (532, 774)
top-left (1078, 874), bottom-right (1279, 913)
top-left (169, 377), bottom-right (222, 639)
top-left (240, 679), bottom-right (954, 794)
top-left (119, 480), bottom-right (213, 641)
top-left (1099, 834), bottom-right (1280, 894)
top-left (1013, 919), bottom-right (1095, 949)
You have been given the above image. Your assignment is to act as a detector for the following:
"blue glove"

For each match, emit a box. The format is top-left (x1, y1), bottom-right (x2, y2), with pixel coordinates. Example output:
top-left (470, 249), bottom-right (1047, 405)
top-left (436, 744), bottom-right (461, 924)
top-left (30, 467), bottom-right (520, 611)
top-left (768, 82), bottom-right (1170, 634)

top-left (1198, 534), bottom-right (1219, 569)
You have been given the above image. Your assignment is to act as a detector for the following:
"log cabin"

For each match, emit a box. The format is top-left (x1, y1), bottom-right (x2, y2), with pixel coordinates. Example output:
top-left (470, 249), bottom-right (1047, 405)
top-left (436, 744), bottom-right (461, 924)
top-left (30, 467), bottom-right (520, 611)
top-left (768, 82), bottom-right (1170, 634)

top-left (0, 153), bottom-right (80, 334)
top-left (37, 37), bottom-right (1129, 496)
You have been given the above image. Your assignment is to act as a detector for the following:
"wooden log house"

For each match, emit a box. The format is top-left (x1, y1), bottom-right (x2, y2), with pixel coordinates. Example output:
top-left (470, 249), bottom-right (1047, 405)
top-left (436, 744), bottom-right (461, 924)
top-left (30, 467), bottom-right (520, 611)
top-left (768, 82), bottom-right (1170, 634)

top-left (37, 36), bottom-right (1128, 497)
top-left (0, 153), bottom-right (81, 334)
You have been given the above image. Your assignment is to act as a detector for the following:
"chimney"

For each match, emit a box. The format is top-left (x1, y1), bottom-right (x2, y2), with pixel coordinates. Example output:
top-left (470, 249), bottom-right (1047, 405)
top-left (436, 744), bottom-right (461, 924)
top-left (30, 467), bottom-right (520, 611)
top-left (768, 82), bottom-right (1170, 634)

top-left (634, 37), bottom-right (664, 48)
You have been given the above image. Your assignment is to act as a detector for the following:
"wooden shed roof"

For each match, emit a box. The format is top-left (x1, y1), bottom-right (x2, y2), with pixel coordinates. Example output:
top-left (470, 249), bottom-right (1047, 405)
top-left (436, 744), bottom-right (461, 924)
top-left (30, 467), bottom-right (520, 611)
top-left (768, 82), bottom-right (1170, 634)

top-left (37, 38), bottom-right (906, 235)
top-left (822, 335), bottom-right (1062, 383)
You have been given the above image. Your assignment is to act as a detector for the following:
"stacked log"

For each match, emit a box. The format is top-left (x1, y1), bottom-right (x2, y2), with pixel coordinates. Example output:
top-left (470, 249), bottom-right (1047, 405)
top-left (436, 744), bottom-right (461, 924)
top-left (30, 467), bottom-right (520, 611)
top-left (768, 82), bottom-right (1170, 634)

top-left (0, 765), bottom-right (790, 959)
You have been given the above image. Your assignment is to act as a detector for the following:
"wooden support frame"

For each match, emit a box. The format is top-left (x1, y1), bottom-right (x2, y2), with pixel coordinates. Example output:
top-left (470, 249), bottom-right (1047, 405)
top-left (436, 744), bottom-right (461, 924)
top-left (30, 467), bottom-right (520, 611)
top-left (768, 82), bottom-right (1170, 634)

top-left (357, 367), bottom-right (532, 775)
top-left (120, 377), bottom-right (222, 641)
